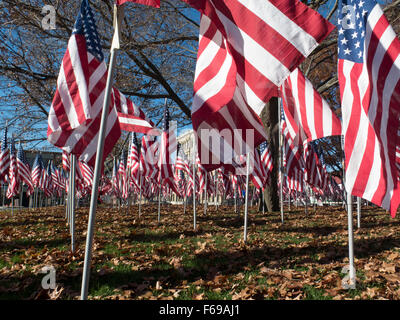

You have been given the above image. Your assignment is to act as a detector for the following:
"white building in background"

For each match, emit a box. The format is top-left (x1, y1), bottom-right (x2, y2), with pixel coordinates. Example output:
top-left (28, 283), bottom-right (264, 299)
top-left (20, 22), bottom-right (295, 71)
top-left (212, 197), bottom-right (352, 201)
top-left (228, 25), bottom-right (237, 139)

top-left (177, 129), bottom-right (195, 161)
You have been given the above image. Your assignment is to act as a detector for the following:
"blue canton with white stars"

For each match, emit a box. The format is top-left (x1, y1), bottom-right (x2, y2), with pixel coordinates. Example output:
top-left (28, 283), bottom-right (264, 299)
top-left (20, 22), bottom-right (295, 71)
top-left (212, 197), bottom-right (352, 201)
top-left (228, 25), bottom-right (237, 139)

top-left (1, 127), bottom-right (7, 151)
top-left (17, 143), bottom-right (27, 165)
top-left (338, 0), bottom-right (376, 62)
top-left (72, 0), bottom-right (104, 61)
top-left (162, 100), bottom-right (170, 131)
top-left (32, 154), bottom-right (42, 171)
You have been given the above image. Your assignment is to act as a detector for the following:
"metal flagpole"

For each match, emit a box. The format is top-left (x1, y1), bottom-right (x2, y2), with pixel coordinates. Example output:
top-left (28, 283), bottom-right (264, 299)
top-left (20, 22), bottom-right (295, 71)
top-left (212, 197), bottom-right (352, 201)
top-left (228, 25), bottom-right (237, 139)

top-left (158, 182), bottom-right (161, 223)
top-left (138, 174), bottom-right (142, 217)
top-left (80, 4), bottom-right (123, 300)
top-left (347, 193), bottom-right (356, 288)
top-left (278, 98), bottom-right (284, 223)
top-left (243, 152), bottom-right (250, 243)
top-left (262, 188), bottom-right (265, 214)
top-left (193, 136), bottom-right (197, 231)
top-left (357, 196), bottom-right (361, 229)
top-left (70, 154), bottom-right (76, 252)
top-left (341, 135), bottom-right (356, 288)
top-left (203, 173), bottom-right (207, 216)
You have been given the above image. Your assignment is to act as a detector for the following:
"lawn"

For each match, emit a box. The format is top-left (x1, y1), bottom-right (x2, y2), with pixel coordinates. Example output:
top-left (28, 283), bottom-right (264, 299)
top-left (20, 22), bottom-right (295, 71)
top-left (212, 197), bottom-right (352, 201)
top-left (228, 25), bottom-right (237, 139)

top-left (0, 203), bottom-right (399, 300)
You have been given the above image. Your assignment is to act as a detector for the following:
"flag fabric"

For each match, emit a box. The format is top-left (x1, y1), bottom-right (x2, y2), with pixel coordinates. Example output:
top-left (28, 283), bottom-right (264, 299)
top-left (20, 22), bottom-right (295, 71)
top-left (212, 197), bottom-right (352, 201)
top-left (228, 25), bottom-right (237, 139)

top-left (16, 143), bottom-right (34, 193)
top-left (112, 88), bottom-right (157, 135)
top-left (79, 161), bottom-right (94, 189)
top-left (115, 0), bottom-right (160, 7)
top-left (259, 141), bottom-right (274, 186)
top-left (188, 0), bottom-right (335, 170)
top-left (127, 133), bottom-right (140, 186)
top-left (6, 138), bottom-right (18, 199)
top-left (280, 68), bottom-right (342, 144)
top-left (111, 157), bottom-right (120, 197)
top-left (47, 0), bottom-right (121, 166)
top-left (338, 0), bottom-right (400, 216)
top-left (62, 150), bottom-right (71, 171)
top-left (158, 101), bottom-right (179, 195)
top-left (140, 135), bottom-right (159, 178)
top-left (31, 154), bottom-right (42, 188)
top-left (0, 126), bottom-right (10, 182)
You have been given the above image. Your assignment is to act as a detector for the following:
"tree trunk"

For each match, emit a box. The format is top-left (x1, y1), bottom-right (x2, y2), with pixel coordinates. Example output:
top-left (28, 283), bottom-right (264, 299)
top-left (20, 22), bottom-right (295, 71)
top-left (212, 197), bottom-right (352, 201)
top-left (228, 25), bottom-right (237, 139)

top-left (260, 97), bottom-right (280, 212)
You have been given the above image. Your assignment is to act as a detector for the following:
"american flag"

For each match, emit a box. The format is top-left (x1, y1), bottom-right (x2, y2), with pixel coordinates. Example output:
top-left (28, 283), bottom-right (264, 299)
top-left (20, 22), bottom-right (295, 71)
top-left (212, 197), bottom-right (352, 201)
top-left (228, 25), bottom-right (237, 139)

top-left (0, 126), bottom-right (10, 182)
top-left (118, 152), bottom-right (128, 199)
top-left (140, 135), bottom-right (159, 179)
top-left (16, 143), bottom-right (34, 193)
top-left (158, 100), bottom-right (176, 182)
top-left (187, 0), bottom-right (334, 169)
top-left (50, 161), bottom-right (63, 191)
top-left (127, 133), bottom-right (140, 188)
top-left (47, 0), bottom-right (121, 166)
top-left (113, 88), bottom-right (157, 135)
top-left (280, 68), bottom-right (342, 144)
top-left (111, 157), bottom-right (120, 197)
top-left (259, 141), bottom-right (274, 187)
top-left (62, 150), bottom-right (70, 172)
top-left (338, 0), bottom-right (400, 216)
top-left (31, 154), bottom-right (42, 188)
top-left (78, 160), bottom-right (94, 189)
top-left (116, 0), bottom-right (160, 7)
top-left (6, 138), bottom-right (18, 199)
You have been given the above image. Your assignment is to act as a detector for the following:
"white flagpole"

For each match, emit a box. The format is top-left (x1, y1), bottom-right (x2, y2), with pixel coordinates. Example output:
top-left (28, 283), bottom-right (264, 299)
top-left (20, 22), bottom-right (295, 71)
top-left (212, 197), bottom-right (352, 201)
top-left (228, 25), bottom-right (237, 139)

top-left (193, 136), bottom-right (197, 231)
top-left (278, 98), bottom-right (284, 223)
top-left (138, 174), bottom-right (143, 217)
top-left (158, 181), bottom-right (161, 223)
top-left (341, 135), bottom-right (356, 288)
top-left (70, 154), bottom-right (76, 252)
top-left (203, 173), bottom-right (207, 216)
top-left (80, 4), bottom-right (123, 300)
top-left (357, 196), bottom-right (361, 229)
top-left (243, 153), bottom-right (250, 242)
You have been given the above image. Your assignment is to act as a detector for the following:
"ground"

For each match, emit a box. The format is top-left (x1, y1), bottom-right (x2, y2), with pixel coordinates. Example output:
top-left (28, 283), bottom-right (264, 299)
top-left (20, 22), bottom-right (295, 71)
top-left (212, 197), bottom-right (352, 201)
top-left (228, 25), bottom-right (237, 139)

top-left (0, 202), bottom-right (399, 300)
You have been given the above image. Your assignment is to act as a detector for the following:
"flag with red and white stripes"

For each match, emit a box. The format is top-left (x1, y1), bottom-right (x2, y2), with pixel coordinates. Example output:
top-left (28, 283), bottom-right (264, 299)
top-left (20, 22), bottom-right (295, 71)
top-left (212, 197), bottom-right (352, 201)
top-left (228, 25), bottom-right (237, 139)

top-left (115, 0), bottom-right (160, 7)
top-left (31, 154), bottom-right (42, 188)
top-left (281, 68), bottom-right (342, 144)
top-left (188, 0), bottom-right (334, 169)
top-left (338, 0), bottom-right (400, 216)
top-left (62, 150), bottom-right (70, 172)
top-left (0, 126), bottom-right (10, 182)
top-left (16, 143), bottom-right (34, 193)
top-left (140, 135), bottom-right (159, 179)
top-left (113, 88), bottom-right (157, 135)
top-left (47, 0), bottom-right (121, 166)
top-left (6, 138), bottom-right (18, 199)
top-left (79, 160), bottom-right (94, 189)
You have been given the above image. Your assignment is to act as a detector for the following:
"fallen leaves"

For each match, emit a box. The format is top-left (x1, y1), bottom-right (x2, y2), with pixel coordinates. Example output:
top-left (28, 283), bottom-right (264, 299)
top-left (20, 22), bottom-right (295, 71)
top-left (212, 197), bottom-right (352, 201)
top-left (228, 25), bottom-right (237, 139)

top-left (1, 204), bottom-right (400, 300)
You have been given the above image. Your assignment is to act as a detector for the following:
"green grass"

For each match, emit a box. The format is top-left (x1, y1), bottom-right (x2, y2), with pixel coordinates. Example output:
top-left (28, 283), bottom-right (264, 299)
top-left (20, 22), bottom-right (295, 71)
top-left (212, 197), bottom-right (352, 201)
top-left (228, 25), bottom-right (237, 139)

top-left (303, 285), bottom-right (332, 300)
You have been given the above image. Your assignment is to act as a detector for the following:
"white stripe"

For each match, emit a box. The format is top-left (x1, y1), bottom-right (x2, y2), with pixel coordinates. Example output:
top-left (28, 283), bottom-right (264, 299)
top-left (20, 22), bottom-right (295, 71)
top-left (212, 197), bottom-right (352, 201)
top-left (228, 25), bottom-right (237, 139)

top-left (236, 0), bottom-right (319, 57)
top-left (68, 36), bottom-right (91, 120)
top-left (215, 7), bottom-right (289, 86)
top-left (192, 37), bottom-right (233, 115)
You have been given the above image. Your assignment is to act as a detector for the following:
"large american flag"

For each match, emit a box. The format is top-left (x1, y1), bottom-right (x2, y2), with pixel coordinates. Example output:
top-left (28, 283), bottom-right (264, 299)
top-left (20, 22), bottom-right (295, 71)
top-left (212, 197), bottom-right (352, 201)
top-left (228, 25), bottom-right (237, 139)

top-left (0, 126), bottom-right (10, 182)
top-left (280, 68), bottom-right (342, 145)
top-left (47, 0), bottom-right (121, 166)
top-left (187, 0), bottom-right (334, 169)
top-left (338, 0), bottom-right (400, 216)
